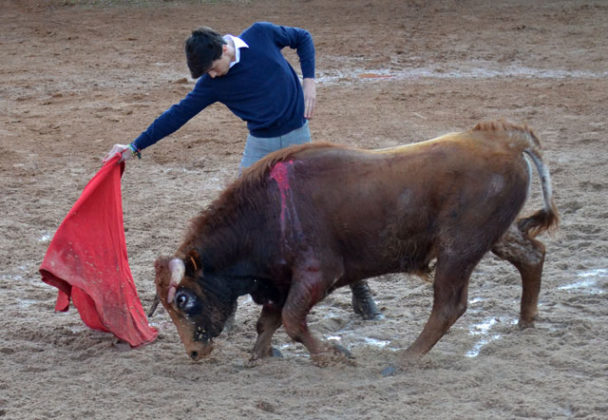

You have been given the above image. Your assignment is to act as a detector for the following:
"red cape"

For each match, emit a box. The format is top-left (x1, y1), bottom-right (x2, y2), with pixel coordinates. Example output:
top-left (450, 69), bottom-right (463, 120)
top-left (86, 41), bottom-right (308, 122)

top-left (40, 156), bottom-right (157, 347)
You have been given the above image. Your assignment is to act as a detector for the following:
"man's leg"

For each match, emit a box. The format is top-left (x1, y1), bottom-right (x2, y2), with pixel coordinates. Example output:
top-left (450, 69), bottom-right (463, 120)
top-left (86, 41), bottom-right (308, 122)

top-left (240, 121), bottom-right (312, 171)
top-left (278, 120), bottom-right (311, 148)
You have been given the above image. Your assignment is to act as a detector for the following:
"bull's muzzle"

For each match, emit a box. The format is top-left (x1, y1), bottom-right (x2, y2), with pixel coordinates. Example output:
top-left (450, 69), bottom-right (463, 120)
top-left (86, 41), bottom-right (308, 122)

top-left (186, 341), bottom-right (213, 361)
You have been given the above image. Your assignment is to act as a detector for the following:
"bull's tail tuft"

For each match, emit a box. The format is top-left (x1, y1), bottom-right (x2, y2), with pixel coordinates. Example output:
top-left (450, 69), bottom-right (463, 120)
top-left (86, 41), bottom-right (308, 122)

top-left (520, 144), bottom-right (559, 238)
top-left (517, 208), bottom-right (559, 238)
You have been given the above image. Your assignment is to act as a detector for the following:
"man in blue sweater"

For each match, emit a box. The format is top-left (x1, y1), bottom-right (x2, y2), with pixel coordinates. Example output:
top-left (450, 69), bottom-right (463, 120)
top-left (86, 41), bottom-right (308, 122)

top-left (105, 22), bottom-right (316, 169)
top-left (105, 22), bottom-right (381, 321)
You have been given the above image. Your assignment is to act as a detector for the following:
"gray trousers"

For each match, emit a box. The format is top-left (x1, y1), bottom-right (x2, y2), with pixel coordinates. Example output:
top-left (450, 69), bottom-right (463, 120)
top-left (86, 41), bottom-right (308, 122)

top-left (239, 121), bottom-right (311, 170)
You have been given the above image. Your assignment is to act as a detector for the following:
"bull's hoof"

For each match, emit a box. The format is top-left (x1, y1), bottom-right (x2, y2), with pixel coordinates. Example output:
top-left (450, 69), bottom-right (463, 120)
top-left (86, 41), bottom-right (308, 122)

top-left (249, 346), bottom-right (283, 363)
top-left (312, 344), bottom-right (355, 367)
top-left (518, 318), bottom-right (535, 329)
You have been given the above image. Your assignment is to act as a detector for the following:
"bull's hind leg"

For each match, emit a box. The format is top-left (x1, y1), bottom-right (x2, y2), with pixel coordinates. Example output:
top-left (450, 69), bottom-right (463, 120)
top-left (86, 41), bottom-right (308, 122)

top-left (491, 223), bottom-right (546, 328)
top-left (250, 304), bottom-right (283, 361)
top-left (404, 255), bottom-right (479, 360)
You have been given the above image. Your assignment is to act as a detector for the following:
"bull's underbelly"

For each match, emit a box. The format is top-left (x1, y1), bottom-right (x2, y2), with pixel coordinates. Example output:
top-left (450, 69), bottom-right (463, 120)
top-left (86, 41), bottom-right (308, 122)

top-left (338, 235), bottom-right (436, 282)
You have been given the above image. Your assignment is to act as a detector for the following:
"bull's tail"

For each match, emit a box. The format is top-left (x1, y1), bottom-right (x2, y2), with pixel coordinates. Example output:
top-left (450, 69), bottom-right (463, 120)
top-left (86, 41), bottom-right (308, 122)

top-left (519, 148), bottom-right (559, 237)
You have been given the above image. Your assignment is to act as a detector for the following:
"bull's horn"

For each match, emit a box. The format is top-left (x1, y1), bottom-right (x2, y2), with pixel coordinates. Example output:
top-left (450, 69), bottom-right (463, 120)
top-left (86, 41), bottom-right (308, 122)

top-left (147, 293), bottom-right (160, 317)
top-left (167, 258), bottom-right (185, 304)
top-left (169, 258), bottom-right (185, 283)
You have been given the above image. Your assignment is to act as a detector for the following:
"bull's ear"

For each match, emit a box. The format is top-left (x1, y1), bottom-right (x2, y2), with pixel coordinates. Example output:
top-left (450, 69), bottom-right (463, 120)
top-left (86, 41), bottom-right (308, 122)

top-left (185, 250), bottom-right (202, 277)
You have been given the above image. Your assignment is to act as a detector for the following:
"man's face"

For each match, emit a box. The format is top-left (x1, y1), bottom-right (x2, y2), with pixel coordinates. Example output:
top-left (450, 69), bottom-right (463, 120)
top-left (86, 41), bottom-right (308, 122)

top-left (207, 45), bottom-right (231, 78)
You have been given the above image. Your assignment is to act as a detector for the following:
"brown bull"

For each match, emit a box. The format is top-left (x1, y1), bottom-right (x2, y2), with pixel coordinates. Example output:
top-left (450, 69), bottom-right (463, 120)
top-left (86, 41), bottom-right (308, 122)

top-left (154, 120), bottom-right (558, 366)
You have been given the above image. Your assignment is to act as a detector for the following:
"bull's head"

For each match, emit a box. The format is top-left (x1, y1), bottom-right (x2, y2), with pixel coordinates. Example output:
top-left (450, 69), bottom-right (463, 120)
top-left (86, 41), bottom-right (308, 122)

top-left (154, 255), bottom-right (235, 361)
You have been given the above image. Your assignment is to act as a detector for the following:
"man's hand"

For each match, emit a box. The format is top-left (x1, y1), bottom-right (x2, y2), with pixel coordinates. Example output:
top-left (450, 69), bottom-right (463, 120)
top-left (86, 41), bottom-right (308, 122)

top-left (103, 144), bottom-right (133, 163)
top-left (302, 78), bottom-right (316, 119)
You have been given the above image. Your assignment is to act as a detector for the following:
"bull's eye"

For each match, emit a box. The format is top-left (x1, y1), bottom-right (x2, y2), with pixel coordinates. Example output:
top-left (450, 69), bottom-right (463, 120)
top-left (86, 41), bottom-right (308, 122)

top-left (174, 289), bottom-right (197, 311)
top-left (176, 293), bottom-right (188, 309)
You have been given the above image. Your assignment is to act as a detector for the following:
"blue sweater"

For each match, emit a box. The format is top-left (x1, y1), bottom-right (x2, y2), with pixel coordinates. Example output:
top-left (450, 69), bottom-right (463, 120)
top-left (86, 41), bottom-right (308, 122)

top-left (133, 22), bottom-right (315, 150)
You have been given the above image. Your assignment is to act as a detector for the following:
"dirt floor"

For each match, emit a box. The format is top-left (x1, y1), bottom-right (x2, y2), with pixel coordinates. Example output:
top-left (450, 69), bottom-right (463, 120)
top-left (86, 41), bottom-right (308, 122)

top-left (1, 0), bottom-right (607, 418)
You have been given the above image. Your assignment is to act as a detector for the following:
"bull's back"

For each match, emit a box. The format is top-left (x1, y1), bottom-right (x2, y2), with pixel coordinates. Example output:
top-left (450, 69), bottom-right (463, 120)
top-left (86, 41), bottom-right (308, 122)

top-left (291, 131), bottom-right (527, 223)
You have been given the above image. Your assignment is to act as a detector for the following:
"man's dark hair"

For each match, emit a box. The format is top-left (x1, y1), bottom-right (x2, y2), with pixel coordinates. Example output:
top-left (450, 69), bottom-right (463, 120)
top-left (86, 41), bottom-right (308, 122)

top-left (185, 27), bottom-right (226, 79)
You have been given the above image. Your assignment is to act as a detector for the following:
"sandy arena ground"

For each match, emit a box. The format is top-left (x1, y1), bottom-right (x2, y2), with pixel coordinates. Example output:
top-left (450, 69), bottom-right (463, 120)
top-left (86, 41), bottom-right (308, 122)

top-left (1, 0), bottom-right (607, 418)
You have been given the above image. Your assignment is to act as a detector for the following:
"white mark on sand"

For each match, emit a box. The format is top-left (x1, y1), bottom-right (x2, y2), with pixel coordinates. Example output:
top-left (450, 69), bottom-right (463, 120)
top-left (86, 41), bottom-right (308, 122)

top-left (558, 268), bottom-right (607, 295)
top-left (17, 299), bottom-right (38, 308)
top-left (363, 337), bottom-right (391, 348)
top-left (39, 233), bottom-right (52, 243)
top-left (466, 317), bottom-right (517, 358)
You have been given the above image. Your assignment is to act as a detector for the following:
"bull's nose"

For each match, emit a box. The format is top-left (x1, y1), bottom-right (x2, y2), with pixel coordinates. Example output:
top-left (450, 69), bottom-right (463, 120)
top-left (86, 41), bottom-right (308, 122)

top-left (190, 351), bottom-right (199, 360)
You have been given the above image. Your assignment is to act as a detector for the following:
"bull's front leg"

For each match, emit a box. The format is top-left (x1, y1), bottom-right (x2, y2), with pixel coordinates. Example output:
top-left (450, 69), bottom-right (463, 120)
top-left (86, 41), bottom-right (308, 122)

top-left (281, 267), bottom-right (352, 367)
top-left (250, 304), bottom-right (283, 361)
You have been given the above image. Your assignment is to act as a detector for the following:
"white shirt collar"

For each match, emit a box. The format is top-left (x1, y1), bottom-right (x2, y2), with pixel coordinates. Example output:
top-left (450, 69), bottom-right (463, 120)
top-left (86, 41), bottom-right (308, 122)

top-left (223, 34), bottom-right (249, 68)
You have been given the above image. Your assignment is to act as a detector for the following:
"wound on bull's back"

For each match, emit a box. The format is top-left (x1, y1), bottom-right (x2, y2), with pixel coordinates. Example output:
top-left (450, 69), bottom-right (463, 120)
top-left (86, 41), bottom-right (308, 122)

top-left (269, 160), bottom-right (303, 241)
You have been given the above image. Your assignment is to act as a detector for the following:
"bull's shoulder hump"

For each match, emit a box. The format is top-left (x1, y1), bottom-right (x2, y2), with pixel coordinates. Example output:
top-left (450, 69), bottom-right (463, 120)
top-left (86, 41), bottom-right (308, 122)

top-left (241, 142), bottom-right (355, 182)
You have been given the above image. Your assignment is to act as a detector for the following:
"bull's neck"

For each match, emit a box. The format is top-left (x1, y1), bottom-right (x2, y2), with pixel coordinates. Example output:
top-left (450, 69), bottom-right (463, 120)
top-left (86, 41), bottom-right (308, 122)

top-left (179, 174), bottom-right (278, 278)
top-left (198, 220), bottom-right (256, 271)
